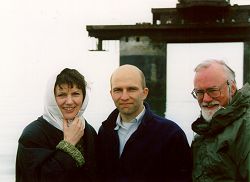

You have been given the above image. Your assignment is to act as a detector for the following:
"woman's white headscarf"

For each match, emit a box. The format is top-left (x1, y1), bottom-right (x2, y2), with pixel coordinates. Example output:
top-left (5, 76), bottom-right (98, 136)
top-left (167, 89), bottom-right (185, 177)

top-left (42, 71), bottom-right (90, 131)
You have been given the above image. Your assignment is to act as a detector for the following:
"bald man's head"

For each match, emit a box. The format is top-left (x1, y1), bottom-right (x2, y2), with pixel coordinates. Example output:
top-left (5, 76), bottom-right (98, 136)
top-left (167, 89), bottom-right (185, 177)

top-left (110, 64), bottom-right (146, 89)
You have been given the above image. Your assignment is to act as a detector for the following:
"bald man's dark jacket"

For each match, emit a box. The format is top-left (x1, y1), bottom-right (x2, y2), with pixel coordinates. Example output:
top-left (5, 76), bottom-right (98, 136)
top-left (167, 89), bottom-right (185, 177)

top-left (97, 103), bottom-right (192, 182)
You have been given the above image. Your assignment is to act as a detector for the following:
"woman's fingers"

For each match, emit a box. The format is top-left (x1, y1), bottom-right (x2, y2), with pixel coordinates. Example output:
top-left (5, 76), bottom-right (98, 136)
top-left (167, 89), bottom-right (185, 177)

top-left (63, 117), bottom-right (84, 145)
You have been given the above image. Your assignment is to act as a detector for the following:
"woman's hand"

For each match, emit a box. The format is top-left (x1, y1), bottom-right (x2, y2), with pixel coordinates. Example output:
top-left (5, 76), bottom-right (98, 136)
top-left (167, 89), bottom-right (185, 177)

top-left (63, 116), bottom-right (85, 146)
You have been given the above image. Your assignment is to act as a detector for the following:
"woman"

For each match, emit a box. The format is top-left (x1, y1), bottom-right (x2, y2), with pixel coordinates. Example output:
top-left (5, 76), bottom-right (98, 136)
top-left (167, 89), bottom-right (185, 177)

top-left (16, 68), bottom-right (98, 182)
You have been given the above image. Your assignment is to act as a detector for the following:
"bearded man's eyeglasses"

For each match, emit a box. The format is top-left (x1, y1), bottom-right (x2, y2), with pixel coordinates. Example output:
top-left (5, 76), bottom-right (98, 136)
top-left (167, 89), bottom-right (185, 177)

top-left (191, 81), bottom-right (229, 100)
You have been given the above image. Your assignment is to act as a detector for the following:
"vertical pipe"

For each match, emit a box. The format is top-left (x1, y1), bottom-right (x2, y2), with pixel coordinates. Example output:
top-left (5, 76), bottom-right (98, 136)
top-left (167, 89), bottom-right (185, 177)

top-left (244, 42), bottom-right (250, 84)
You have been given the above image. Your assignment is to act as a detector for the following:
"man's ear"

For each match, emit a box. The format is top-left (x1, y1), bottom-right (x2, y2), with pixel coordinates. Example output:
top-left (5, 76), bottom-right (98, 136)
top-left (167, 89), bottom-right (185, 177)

top-left (230, 81), bottom-right (237, 96)
top-left (142, 88), bottom-right (149, 99)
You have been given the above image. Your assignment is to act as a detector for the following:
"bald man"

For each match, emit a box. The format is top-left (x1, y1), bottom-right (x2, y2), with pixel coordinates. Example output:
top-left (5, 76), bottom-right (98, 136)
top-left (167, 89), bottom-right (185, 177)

top-left (191, 60), bottom-right (250, 182)
top-left (97, 64), bottom-right (192, 182)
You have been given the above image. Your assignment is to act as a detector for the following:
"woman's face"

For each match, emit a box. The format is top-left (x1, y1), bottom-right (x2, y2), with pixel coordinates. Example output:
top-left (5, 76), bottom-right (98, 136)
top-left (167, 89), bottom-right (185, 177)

top-left (55, 83), bottom-right (83, 120)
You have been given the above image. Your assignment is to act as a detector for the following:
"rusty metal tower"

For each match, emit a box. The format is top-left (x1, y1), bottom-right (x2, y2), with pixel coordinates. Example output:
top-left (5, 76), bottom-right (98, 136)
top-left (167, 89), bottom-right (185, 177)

top-left (86, 0), bottom-right (250, 116)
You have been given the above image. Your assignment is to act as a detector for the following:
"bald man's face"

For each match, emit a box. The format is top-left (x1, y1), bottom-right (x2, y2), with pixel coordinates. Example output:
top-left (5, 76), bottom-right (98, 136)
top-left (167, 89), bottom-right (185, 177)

top-left (110, 66), bottom-right (148, 121)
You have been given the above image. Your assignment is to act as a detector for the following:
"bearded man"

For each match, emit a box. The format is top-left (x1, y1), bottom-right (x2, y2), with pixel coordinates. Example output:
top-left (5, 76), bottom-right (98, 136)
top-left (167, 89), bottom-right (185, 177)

top-left (191, 59), bottom-right (250, 182)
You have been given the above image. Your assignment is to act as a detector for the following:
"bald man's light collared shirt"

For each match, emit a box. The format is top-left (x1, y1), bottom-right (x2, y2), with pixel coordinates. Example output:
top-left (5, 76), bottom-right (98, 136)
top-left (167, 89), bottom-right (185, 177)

top-left (114, 107), bottom-right (145, 157)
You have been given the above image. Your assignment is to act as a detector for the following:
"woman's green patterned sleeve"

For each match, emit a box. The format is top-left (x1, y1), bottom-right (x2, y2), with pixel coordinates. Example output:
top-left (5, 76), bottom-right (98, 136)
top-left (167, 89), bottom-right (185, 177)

top-left (56, 140), bottom-right (85, 167)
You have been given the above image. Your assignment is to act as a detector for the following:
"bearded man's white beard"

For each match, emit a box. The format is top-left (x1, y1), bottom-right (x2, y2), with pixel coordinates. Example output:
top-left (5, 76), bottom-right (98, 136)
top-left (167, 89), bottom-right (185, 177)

top-left (201, 103), bottom-right (223, 122)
